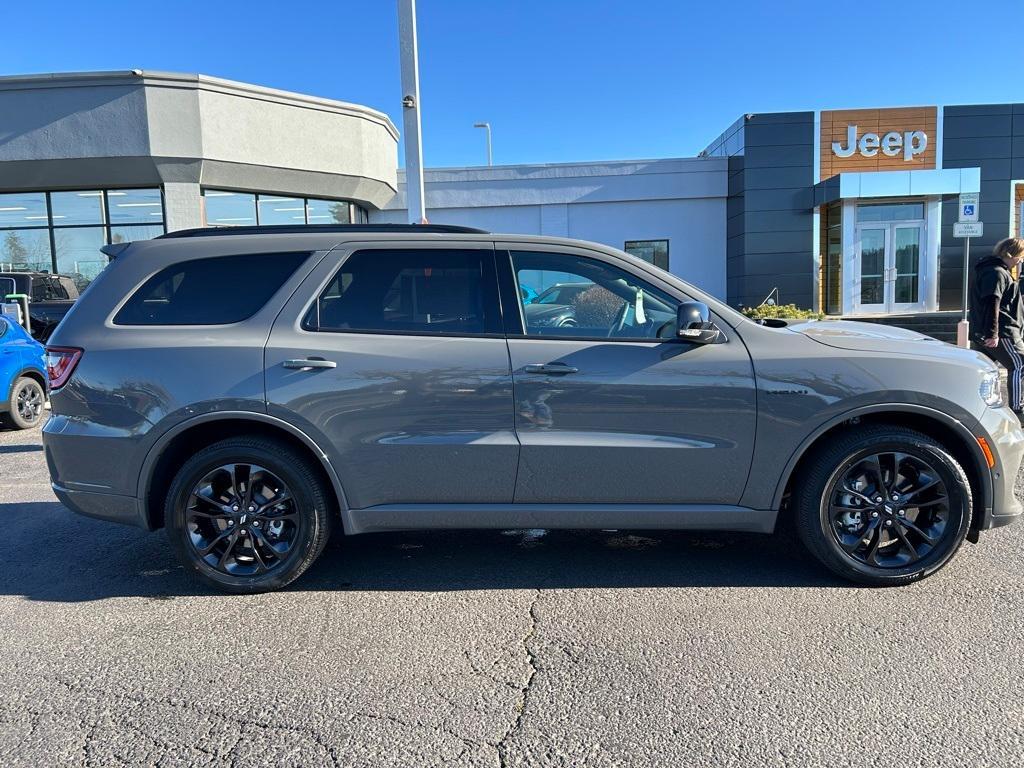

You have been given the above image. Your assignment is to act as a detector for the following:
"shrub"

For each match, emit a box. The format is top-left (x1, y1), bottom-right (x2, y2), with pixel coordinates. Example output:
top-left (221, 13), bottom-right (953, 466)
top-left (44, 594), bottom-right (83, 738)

top-left (741, 303), bottom-right (823, 321)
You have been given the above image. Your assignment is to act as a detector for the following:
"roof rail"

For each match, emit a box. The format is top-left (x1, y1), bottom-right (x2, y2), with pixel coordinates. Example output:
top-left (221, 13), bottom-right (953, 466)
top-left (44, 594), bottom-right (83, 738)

top-left (157, 223), bottom-right (489, 239)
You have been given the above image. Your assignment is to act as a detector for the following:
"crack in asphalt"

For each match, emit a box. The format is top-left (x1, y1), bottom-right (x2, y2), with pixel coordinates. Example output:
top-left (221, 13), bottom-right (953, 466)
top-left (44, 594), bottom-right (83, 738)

top-left (6, 675), bottom-right (508, 767)
top-left (495, 588), bottom-right (541, 768)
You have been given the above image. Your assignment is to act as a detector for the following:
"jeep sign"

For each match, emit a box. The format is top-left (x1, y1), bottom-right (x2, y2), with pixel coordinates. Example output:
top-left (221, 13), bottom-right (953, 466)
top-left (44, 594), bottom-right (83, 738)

top-left (832, 125), bottom-right (928, 162)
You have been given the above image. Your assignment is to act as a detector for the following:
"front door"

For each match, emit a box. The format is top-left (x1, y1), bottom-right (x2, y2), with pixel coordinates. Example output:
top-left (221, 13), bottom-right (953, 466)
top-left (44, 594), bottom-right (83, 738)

top-left (501, 246), bottom-right (757, 505)
top-left (855, 222), bottom-right (926, 313)
top-left (265, 243), bottom-right (518, 510)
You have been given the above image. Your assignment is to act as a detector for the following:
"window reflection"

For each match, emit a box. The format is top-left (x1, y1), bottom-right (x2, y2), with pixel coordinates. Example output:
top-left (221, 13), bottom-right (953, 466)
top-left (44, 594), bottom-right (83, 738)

top-left (257, 196), bottom-right (305, 226)
top-left (307, 198), bottom-right (351, 224)
top-left (50, 191), bottom-right (105, 225)
top-left (203, 191), bottom-right (256, 226)
top-left (203, 189), bottom-right (362, 227)
top-left (0, 187), bottom-right (165, 289)
top-left (54, 227), bottom-right (106, 290)
top-left (107, 189), bottom-right (164, 223)
top-left (0, 192), bottom-right (48, 227)
top-left (0, 229), bottom-right (52, 272)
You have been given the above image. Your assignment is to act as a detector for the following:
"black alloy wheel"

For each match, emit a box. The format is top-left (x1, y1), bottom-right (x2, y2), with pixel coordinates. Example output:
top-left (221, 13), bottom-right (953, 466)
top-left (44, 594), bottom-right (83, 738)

top-left (166, 437), bottom-right (333, 593)
top-left (7, 377), bottom-right (45, 430)
top-left (186, 463), bottom-right (302, 577)
top-left (827, 451), bottom-right (949, 569)
top-left (795, 425), bottom-right (972, 586)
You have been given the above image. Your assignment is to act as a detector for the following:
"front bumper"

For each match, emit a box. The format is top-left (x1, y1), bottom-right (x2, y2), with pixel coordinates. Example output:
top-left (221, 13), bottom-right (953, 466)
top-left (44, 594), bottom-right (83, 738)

top-left (977, 405), bottom-right (1024, 531)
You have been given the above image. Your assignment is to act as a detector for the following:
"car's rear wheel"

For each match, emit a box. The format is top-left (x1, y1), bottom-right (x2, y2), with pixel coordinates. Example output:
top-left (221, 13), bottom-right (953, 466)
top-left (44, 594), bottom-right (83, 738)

top-left (5, 376), bottom-right (45, 430)
top-left (794, 425), bottom-right (972, 586)
top-left (165, 437), bottom-right (333, 593)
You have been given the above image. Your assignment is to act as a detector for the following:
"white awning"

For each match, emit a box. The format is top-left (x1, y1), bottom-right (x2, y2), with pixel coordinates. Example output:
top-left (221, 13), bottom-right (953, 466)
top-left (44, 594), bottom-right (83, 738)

top-left (815, 167), bottom-right (980, 204)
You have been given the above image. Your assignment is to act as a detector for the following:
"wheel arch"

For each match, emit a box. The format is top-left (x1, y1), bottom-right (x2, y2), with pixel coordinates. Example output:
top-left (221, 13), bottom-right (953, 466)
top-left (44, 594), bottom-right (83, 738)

top-left (140, 412), bottom-right (350, 531)
top-left (775, 404), bottom-right (991, 531)
top-left (7, 366), bottom-right (46, 392)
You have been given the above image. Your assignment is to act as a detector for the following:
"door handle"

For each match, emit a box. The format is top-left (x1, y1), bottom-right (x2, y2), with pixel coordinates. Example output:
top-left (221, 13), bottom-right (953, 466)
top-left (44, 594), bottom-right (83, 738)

top-left (283, 358), bottom-right (337, 370)
top-left (523, 363), bottom-right (578, 376)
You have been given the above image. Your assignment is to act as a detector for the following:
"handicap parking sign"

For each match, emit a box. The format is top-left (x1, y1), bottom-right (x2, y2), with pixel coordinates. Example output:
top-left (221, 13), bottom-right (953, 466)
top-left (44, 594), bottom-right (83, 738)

top-left (959, 193), bottom-right (980, 222)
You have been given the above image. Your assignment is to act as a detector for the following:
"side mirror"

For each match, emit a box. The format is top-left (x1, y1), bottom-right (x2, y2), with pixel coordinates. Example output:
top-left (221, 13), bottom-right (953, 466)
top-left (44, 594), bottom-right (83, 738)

top-left (676, 301), bottom-right (720, 344)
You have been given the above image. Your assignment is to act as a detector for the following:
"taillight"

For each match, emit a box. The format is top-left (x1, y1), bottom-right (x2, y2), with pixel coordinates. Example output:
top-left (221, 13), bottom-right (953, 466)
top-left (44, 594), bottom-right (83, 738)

top-left (45, 346), bottom-right (83, 389)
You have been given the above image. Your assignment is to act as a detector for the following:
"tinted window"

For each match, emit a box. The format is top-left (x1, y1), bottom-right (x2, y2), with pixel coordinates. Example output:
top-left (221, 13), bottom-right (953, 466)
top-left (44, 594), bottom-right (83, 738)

top-left (512, 251), bottom-right (678, 340)
top-left (305, 249), bottom-right (499, 336)
top-left (1, 276), bottom-right (17, 299)
top-left (115, 252), bottom-right (309, 326)
top-left (32, 276), bottom-right (68, 301)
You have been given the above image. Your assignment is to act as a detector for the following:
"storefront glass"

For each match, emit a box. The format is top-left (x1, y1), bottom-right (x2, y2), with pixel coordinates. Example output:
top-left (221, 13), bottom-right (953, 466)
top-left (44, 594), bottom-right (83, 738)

top-left (0, 188), bottom-right (165, 289)
top-left (203, 189), bottom-right (364, 227)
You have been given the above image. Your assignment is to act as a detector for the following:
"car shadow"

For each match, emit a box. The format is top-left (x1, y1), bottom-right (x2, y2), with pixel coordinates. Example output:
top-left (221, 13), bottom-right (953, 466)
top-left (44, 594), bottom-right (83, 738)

top-left (0, 443), bottom-right (43, 454)
top-left (0, 500), bottom-right (850, 602)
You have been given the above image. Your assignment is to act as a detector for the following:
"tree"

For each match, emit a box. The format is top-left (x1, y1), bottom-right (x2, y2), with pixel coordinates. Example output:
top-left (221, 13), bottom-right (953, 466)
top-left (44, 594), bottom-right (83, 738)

top-left (3, 231), bottom-right (27, 266)
top-left (328, 202), bottom-right (350, 224)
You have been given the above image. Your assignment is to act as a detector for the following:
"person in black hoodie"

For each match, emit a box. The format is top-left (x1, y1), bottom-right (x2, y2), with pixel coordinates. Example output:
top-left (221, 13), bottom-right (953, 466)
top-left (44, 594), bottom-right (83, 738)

top-left (971, 237), bottom-right (1024, 421)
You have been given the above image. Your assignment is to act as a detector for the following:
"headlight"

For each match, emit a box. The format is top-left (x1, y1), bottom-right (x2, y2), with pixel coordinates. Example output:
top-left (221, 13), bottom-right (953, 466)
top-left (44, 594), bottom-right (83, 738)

top-left (980, 369), bottom-right (1003, 408)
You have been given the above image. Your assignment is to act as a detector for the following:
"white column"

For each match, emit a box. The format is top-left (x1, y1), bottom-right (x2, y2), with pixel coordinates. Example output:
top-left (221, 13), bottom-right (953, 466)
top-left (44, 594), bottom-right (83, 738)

top-left (161, 182), bottom-right (203, 232)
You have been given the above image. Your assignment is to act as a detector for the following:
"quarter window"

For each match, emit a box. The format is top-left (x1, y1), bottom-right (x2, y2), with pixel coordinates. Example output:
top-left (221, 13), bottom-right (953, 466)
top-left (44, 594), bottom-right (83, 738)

top-left (305, 249), bottom-right (500, 336)
top-left (115, 252), bottom-right (309, 326)
top-left (512, 251), bottom-right (679, 340)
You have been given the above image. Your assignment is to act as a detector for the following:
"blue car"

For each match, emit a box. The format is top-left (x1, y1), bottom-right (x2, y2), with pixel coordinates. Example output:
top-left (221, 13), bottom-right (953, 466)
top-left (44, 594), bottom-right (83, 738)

top-left (0, 314), bottom-right (47, 429)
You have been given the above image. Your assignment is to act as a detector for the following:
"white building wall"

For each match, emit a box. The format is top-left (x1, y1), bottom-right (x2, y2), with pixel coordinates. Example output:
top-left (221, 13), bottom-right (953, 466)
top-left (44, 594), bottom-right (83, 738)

top-left (371, 158), bottom-right (729, 298)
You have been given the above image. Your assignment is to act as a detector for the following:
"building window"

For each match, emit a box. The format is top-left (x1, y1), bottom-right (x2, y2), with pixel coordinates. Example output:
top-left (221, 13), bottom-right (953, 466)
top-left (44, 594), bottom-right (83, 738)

top-left (624, 240), bottom-right (669, 271)
top-left (0, 188), bottom-right (165, 290)
top-left (822, 202), bottom-right (842, 315)
top-left (855, 202), bottom-right (924, 222)
top-left (203, 189), bottom-right (367, 228)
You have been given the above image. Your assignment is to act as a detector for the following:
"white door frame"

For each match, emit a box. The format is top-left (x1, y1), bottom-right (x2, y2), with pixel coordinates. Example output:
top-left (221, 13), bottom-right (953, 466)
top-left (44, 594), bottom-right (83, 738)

top-left (843, 198), bottom-right (938, 315)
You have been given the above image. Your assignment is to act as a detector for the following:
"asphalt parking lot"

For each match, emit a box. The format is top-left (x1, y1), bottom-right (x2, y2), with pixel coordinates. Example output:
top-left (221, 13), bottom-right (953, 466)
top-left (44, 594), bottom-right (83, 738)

top-left (2, 424), bottom-right (1024, 767)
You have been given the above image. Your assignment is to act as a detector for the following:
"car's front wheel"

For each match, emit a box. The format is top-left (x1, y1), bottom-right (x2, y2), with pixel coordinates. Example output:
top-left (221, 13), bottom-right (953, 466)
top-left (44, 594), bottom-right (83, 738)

top-left (165, 436), bottom-right (333, 593)
top-left (794, 425), bottom-right (972, 586)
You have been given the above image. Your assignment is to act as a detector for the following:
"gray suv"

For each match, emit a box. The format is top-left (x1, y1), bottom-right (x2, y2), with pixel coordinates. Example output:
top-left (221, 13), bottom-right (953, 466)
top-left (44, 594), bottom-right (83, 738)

top-left (42, 224), bottom-right (1024, 592)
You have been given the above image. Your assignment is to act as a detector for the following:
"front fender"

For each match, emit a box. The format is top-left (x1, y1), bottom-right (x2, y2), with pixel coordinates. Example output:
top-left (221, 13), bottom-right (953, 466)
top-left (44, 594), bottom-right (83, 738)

top-left (761, 402), bottom-right (992, 522)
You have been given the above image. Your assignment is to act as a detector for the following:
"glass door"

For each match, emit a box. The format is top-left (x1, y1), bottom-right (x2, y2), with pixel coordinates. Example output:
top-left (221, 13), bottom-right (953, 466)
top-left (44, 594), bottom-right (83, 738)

top-left (890, 225), bottom-right (924, 312)
top-left (852, 202), bottom-right (927, 315)
top-left (856, 226), bottom-right (888, 313)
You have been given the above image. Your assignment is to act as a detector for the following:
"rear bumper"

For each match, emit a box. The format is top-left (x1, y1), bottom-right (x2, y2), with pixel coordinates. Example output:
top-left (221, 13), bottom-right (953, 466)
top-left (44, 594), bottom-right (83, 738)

top-left (51, 482), bottom-right (143, 528)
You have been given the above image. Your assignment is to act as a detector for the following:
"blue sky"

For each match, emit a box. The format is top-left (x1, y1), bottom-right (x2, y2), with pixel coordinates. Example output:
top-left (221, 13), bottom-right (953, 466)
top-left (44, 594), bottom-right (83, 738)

top-left (3, 0), bottom-right (1022, 167)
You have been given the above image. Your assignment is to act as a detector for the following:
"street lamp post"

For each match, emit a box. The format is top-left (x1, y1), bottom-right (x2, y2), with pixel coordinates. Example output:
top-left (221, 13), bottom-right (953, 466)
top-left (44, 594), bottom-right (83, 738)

top-left (398, 0), bottom-right (427, 224)
top-left (473, 122), bottom-right (492, 166)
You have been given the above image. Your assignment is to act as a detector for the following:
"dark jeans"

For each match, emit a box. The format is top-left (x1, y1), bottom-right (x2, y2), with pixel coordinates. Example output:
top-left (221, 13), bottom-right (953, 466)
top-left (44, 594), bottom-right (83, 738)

top-left (980, 336), bottom-right (1024, 411)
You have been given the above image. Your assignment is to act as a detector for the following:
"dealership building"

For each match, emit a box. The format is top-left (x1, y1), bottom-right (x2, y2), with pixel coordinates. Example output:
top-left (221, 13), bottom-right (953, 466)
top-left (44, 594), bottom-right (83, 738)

top-left (2, 70), bottom-right (1023, 328)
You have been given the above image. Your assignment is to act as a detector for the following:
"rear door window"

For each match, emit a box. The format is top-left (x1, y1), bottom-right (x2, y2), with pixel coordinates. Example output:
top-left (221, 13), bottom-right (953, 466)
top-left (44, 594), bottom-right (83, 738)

top-left (114, 252), bottom-right (310, 325)
top-left (304, 249), bottom-right (501, 336)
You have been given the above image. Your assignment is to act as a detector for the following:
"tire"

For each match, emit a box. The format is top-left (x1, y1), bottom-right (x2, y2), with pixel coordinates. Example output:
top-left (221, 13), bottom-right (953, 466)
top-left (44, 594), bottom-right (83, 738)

top-left (6, 376), bottom-right (46, 430)
top-left (165, 436), bottom-right (334, 593)
top-left (793, 424), bottom-right (972, 587)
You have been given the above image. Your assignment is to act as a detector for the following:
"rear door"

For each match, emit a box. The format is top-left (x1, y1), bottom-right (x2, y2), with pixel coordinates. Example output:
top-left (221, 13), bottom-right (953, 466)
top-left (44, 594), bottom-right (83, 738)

top-left (265, 241), bottom-right (518, 510)
top-left (500, 244), bottom-right (757, 505)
